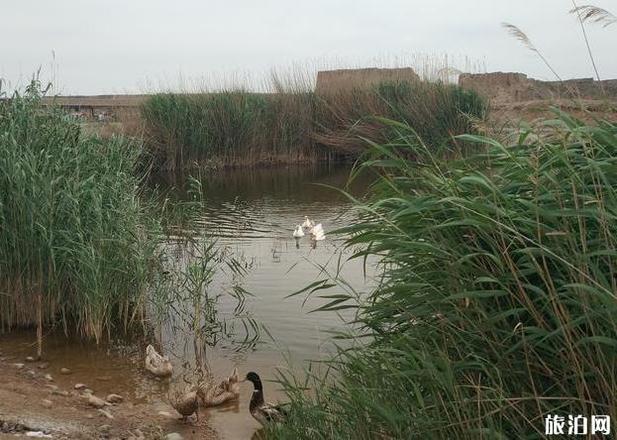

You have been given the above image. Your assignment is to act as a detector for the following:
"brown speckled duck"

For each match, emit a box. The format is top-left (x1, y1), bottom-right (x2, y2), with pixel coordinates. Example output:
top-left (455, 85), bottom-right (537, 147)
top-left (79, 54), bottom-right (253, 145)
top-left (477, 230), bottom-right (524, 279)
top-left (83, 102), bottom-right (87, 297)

top-left (198, 367), bottom-right (241, 408)
top-left (169, 386), bottom-right (205, 422)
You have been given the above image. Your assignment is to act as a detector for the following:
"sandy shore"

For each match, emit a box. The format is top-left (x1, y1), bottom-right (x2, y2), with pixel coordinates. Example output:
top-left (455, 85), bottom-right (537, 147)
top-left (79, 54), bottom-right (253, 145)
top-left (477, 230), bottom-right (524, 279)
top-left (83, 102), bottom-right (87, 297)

top-left (0, 354), bottom-right (217, 440)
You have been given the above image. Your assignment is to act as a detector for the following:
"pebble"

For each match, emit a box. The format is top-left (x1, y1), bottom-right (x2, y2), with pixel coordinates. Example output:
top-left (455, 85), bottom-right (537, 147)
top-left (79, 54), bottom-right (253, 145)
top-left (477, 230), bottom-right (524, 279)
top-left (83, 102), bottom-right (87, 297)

top-left (96, 375), bottom-right (112, 381)
top-left (37, 362), bottom-right (49, 369)
top-left (85, 414), bottom-right (94, 419)
top-left (85, 394), bottom-right (107, 408)
top-left (44, 373), bottom-right (53, 382)
top-left (25, 432), bottom-right (52, 438)
top-left (60, 367), bottom-right (72, 375)
top-left (98, 409), bottom-right (114, 419)
top-left (74, 383), bottom-right (87, 390)
top-left (106, 393), bottom-right (123, 404)
top-left (165, 434), bottom-right (184, 440)
top-left (25, 356), bottom-right (35, 362)
top-left (26, 370), bottom-right (36, 378)
top-left (157, 411), bottom-right (173, 418)
top-left (98, 424), bottom-right (111, 432)
top-left (14, 363), bottom-right (25, 369)
top-left (84, 388), bottom-right (94, 395)
top-left (45, 384), bottom-right (59, 391)
top-left (52, 390), bottom-right (70, 397)
top-left (129, 429), bottom-right (145, 440)
top-left (41, 399), bottom-right (53, 409)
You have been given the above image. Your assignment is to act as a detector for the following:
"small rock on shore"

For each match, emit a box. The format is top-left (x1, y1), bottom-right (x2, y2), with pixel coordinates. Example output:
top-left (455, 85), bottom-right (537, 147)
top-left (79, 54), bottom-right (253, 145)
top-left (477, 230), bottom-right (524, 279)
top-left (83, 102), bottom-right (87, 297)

top-left (41, 399), bottom-right (53, 409)
top-left (98, 409), bottom-right (114, 419)
top-left (85, 394), bottom-right (107, 408)
top-left (106, 394), bottom-right (123, 404)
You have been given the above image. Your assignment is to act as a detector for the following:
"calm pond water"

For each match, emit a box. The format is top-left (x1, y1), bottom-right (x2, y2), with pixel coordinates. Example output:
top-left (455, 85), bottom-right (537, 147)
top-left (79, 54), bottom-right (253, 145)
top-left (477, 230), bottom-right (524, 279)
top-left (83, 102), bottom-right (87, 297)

top-left (0, 165), bottom-right (377, 439)
top-left (156, 165), bottom-right (376, 438)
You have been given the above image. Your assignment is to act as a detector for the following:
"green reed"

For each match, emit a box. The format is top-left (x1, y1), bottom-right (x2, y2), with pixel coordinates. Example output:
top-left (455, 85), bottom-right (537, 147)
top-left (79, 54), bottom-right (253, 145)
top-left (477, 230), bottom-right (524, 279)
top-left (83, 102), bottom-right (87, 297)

top-left (0, 81), bottom-right (159, 354)
top-left (140, 80), bottom-right (486, 170)
top-left (141, 91), bottom-right (317, 170)
top-left (313, 80), bottom-right (486, 155)
top-left (272, 111), bottom-right (617, 438)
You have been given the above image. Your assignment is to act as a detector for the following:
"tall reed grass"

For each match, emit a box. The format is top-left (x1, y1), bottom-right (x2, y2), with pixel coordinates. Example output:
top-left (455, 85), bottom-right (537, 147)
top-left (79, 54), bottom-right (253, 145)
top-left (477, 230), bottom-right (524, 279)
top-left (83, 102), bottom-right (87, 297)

top-left (141, 91), bottom-right (317, 169)
top-left (313, 80), bottom-right (486, 154)
top-left (272, 111), bottom-right (617, 438)
top-left (0, 81), bottom-right (159, 354)
top-left (141, 77), bottom-right (486, 170)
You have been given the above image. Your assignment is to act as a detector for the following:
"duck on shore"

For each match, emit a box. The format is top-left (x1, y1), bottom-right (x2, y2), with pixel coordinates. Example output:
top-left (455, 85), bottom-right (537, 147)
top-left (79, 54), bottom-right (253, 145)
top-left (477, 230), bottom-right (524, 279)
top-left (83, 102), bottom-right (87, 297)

top-left (144, 345), bottom-right (173, 378)
top-left (245, 371), bottom-right (287, 425)
top-left (169, 386), bottom-right (205, 422)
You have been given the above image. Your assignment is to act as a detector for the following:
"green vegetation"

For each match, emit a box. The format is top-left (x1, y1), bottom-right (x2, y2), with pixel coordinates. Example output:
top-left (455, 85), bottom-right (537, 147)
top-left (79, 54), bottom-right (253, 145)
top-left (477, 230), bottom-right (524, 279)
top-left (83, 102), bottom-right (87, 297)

top-left (141, 91), bottom-right (316, 170)
top-left (273, 112), bottom-right (617, 438)
top-left (314, 80), bottom-right (486, 154)
top-left (0, 82), bottom-right (159, 354)
top-left (141, 80), bottom-right (487, 170)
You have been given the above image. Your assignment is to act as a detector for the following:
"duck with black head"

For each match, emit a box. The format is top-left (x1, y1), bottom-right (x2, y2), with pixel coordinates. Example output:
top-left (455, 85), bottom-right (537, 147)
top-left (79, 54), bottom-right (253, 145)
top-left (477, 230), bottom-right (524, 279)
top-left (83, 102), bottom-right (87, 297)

top-left (245, 371), bottom-right (287, 426)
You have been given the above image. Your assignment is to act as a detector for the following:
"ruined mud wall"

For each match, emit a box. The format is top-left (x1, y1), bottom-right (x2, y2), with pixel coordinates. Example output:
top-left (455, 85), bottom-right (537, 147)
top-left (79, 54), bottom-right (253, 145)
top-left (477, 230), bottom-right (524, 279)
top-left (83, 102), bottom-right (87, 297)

top-left (459, 72), bottom-right (617, 104)
top-left (315, 68), bottom-right (420, 94)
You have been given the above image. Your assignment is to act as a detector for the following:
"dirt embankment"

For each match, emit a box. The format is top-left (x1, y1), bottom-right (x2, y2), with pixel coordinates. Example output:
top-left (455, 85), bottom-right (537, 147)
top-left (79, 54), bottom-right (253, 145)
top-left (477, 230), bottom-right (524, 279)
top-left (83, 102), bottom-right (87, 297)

top-left (459, 72), bottom-right (617, 125)
top-left (0, 353), bottom-right (216, 440)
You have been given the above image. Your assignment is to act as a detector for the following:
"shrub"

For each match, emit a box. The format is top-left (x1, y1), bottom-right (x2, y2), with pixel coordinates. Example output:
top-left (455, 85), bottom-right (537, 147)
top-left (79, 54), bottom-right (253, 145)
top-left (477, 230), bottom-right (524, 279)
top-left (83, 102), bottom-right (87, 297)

top-left (273, 111), bottom-right (617, 439)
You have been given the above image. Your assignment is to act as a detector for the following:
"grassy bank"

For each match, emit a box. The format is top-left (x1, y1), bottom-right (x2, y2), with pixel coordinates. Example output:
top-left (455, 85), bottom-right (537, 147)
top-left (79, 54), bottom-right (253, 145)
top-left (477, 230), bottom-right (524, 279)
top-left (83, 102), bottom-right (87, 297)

top-left (273, 112), bottom-right (617, 438)
top-left (0, 82), bottom-right (159, 353)
top-left (141, 79), bottom-right (486, 170)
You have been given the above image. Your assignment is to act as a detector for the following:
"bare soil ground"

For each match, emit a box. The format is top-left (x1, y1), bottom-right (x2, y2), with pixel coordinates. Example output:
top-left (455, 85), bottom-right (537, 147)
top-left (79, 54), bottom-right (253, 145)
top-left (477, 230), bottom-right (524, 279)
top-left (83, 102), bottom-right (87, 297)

top-left (0, 355), bottom-right (217, 440)
top-left (491, 98), bottom-right (617, 125)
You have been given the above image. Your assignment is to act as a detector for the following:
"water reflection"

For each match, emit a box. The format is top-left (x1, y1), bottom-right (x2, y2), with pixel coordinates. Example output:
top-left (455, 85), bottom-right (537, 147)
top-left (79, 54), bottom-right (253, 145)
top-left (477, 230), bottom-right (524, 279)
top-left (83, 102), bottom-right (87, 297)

top-left (151, 165), bottom-right (376, 439)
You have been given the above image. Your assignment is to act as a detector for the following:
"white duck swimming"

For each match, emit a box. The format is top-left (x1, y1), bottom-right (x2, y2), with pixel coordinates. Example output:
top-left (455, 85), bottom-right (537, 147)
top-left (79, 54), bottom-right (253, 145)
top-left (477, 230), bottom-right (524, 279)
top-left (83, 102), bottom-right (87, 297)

top-left (302, 216), bottom-right (315, 229)
top-left (293, 225), bottom-right (305, 238)
top-left (310, 223), bottom-right (325, 241)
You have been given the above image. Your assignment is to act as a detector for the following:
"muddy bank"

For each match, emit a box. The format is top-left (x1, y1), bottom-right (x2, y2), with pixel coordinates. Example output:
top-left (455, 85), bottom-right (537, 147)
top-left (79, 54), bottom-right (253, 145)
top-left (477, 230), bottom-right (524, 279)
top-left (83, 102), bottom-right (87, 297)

top-left (0, 349), bottom-right (216, 440)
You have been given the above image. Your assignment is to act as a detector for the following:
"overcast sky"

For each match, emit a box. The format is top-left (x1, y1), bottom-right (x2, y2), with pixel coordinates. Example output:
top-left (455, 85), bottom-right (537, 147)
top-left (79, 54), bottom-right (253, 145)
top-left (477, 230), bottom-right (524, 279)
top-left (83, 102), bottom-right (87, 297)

top-left (1, 0), bottom-right (616, 94)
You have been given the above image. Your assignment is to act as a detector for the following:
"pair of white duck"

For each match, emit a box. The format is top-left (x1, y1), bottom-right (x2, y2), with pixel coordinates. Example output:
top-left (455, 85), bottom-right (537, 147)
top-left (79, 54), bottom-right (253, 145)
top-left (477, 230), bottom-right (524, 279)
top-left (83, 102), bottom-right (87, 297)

top-left (293, 216), bottom-right (325, 241)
